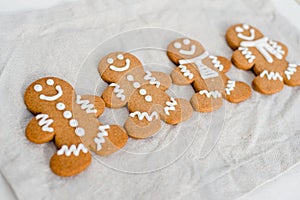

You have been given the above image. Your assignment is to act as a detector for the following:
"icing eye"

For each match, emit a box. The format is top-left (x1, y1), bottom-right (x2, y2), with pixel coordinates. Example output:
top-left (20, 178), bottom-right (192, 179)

top-left (117, 54), bottom-right (124, 60)
top-left (34, 84), bottom-right (43, 92)
top-left (235, 26), bottom-right (244, 33)
top-left (46, 79), bottom-right (54, 86)
top-left (174, 42), bottom-right (182, 49)
top-left (243, 24), bottom-right (250, 30)
top-left (183, 39), bottom-right (190, 45)
top-left (107, 58), bottom-right (114, 64)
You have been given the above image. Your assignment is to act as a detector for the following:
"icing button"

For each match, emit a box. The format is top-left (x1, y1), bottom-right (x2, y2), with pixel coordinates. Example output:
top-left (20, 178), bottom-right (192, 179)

top-left (63, 111), bottom-right (72, 119)
top-left (127, 75), bottom-right (134, 81)
top-left (133, 82), bottom-right (141, 88)
top-left (75, 127), bottom-right (85, 136)
top-left (56, 102), bottom-right (65, 110)
top-left (145, 95), bottom-right (152, 102)
top-left (139, 89), bottom-right (146, 95)
top-left (69, 119), bottom-right (78, 127)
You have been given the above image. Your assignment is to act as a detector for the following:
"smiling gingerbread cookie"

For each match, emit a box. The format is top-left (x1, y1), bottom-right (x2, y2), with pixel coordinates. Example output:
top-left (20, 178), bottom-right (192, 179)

top-left (167, 38), bottom-right (252, 112)
top-left (24, 77), bottom-right (128, 176)
top-left (99, 52), bottom-right (193, 139)
top-left (226, 23), bottom-right (300, 94)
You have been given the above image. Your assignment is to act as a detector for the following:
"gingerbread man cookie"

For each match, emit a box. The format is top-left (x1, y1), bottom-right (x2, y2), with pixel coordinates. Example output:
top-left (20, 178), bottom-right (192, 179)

top-left (167, 38), bottom-right (252, 112)
top-left (24, 77), bottom-right (128, 176)
top-left (99, 52), bottom-right (193, 139)
top-left (226, 23), bottom-right (300, 94)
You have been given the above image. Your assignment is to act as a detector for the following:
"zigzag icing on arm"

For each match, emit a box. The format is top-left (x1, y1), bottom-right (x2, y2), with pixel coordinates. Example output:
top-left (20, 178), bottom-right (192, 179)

top-left (238, 47), bottom-right (256, 63)
top-left (109, 83), bottom-right (126, 101)
top-left (76, 95), bottom-right (97, 113)
top-left (94, 125), bottom-right (110, 151)
top-left (129, 111), bottom-right (159, 121)
top-left (144, 71), bottom-right (161, 88)
top-left (260, 70), bottom-right (283, 81)
top-left (178, 65), bottom-right (194, 79)
top-left (284, 64), bottom-right (298, 80)
top-left (57, 143), bottom-right (88, 156)
top-left (225, 80), bottom-right (236, 95)
top-left (164, 97), bottom-right (177, 116)
top-left (36, 114), bottom-right (54, 132)
top-left (208, 55), bottom-right (224, 71)
top-left (199, 90), bottom-right (222, 98)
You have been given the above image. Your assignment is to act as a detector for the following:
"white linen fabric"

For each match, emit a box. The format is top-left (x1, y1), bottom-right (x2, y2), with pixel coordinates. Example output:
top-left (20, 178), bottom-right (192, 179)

top-left (0, 0), bottom-right (300, 199)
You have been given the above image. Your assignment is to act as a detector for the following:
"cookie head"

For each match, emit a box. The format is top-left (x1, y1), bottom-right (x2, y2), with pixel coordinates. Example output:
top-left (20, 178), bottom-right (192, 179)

top-left (98, 52), bottom-right (143, 83)
top-left (24, 77), bottom-right (74, 114)
top-left (226, 23), bottom-right (264, 49)
top-left (167, 38), bottom-right (205, 64)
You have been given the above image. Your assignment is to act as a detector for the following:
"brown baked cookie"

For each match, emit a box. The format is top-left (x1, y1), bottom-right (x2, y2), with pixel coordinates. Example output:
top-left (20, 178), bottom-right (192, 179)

top-left (226, 23), bottom-right (300, 94)
top-left (167, 38), bottom-right (252, 112)
top-left (98, 52), bottom-right (193, 139)
top-left (24, 77), bottom-right (128, 177)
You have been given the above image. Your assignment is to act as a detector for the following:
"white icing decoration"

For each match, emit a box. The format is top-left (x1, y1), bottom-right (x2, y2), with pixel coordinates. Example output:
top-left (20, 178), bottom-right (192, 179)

top-left (164, 97), bottom-right (177, 116)
top-left (94, 125), bottom-right (110, 151)
top-left (133, 82), bottom-right (141, 88)
top-left (117, 54), bottom-right (124, 60)
top-left (179, 45), bottom-right (196, 55)
top-left (259, 70), bottom-right (283, 81)
top-left (237, 28), bottom-right (256, 41)
top-left (199, 90), bottom-right (222, 98)
top-left (144, 71), bottom-right (160, 88)
top-left (63, 111), bottom-right (72, 119)
top-left (109, 58), bottom-right (131, 72)
top-left (225, 80), bottom-right (236, 95)
top-left (243, 24), bottom-right (250, 30)
top-left (209, 55), bottom-right (224, 71)
top-left (46, 79), bottom-right (54, 86)
top-left (174, 42), bottom-right (182, 49)
top-left (109, 83), bottom-right (125, 101)
top-left (284, 64), bottom-right (298, 80)
top-left (75, 127), bottom-right (85, 137)
top-left (57, 143), bottom-right (88, 157)
top-left (139, 89), bottom-right (146, 95)
top-left (129, 111), bottom-right (159, 121)
top-left (127, 75), bottom-right (134, 81)
top-left (107, 58), bottom-right (114, 64)
top-left (76, 95), bottom-right (97, 114)
top-left (240, 37), bottom-right (285, 63)
top-left (69, 119), bottom-right (78, 127)
top-left (36, 114), bottom-right (54, 132)
top-left (235, 26), bottom-right (243, 33)
top-left (183, 39), bottom-right (190, 45)
top-left (39, 85), bottom-right (63, 101)
top-left (145, 95), bottom-right (152, 102)
top-left (34, 84), bottom-right (43, 92)
top-left (56, 102), bottom-right (65, 111)
top-left (178, 65), bottom-right (194, 79)
top-left (179, 51), bottom-right (219, 80)
top-left (238, 47), bottom-right (256, 63)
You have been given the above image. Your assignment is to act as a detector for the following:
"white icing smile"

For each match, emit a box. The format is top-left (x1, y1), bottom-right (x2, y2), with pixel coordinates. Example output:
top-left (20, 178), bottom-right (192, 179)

top-left (174, 39), bottom-right (196, 56)
top-left (107, 54), bottom-right (131, 72)
top-left (40, 85), bottom-right (63, 101)
top-left (235, 24), bottom-right (256, 41)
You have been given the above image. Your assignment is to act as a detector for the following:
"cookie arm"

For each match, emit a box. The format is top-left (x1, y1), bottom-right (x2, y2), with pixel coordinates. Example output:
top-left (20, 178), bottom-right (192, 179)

top-left (283, 64), bottom-right (300, 86)
top-left (148, 71), bottom-right (172, 91)
top-left (76, 95), bottom-right (105, 118)
top-left (26, 115), bottom-right (55, 144)
top-left (170, 63), bottom-right (196, 85)
top-left (232, 47), bottom-right (256, 70)
top-left (101, 84), bottom-right (129, 108)
top-left (209, 55), bottom-right (232, 73)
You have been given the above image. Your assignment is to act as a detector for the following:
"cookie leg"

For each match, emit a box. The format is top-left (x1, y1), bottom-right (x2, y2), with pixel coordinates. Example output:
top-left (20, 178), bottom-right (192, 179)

top-left (26, 115), bottom-right (55, 144)
top-left (124, 111), bottom-right (162, 139)
top-left (252, 70), bottom-right (284, 94)
top-left (160, 97), bottom-right (193, 124)
top-left (221, 75), bottom-right (252, 103)
top-left (190, 91), bottom-right (223, 112)
top-left (283, 64), bottom-right (300, 86)
top-left (50, 143), bottom-right (92, 177)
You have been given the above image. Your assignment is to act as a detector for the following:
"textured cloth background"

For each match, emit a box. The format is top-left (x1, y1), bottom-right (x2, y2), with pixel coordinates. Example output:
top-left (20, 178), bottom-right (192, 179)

top-left (0, 0), bottom-right (300, 199)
